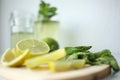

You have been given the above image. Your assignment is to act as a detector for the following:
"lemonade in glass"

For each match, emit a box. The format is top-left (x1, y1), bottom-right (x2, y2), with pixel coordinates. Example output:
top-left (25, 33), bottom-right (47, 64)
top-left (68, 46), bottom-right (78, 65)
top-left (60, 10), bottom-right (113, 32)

top-left (10, 11), bottom-right (34, 48)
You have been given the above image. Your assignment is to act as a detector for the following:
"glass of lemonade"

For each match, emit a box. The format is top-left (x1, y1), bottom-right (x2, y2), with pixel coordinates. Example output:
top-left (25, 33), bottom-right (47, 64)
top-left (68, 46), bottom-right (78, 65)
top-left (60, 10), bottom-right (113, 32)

top-left (10, 11), bottom-right (35, 48)
top-left (34, 20), bottom-right (59, 41)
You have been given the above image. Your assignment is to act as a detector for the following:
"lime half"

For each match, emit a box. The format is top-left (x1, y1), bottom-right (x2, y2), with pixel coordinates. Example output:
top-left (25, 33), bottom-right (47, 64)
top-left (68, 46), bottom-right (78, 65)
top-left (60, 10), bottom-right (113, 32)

top-left (16, 39), bottom-right (50, 56)
top-left (42, 37), bottom-right (59, 52)
top-left (1, 49), bottom-right (30, 67)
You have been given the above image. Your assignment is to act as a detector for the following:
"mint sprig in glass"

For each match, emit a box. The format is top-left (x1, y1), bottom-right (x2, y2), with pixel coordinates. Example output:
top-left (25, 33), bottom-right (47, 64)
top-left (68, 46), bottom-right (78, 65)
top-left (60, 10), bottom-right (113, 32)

top-left (38, 0), bottom-right (57, 21)
top-left (34, 0), bottom-right (59, 40)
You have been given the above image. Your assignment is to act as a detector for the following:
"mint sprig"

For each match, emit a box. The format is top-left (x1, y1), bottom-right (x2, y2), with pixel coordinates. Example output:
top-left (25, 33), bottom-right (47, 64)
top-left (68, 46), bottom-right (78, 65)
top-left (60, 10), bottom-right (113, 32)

top-left (38, 0), bottom-right (57, 21)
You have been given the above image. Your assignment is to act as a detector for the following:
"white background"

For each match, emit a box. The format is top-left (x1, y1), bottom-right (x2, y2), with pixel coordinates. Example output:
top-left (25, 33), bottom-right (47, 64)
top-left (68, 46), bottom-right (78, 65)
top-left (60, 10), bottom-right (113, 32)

top-left (0, 0), bottom-right (120, 56)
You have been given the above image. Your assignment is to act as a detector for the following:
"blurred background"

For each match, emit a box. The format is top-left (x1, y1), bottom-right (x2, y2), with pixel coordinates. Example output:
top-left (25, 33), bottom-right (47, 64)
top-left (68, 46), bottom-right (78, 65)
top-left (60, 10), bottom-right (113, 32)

top-left (0, 0), bottom-right (120, 56)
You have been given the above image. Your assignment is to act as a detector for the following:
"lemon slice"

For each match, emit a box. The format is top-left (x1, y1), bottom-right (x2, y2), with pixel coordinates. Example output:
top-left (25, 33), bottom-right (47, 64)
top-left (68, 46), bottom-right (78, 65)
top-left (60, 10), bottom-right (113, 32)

top-left (1, 49), bottom-right (30, 67)
top-left (16, 39), bottom-right (50, 56)
top-left (24, 49), bottom-right (66, 68)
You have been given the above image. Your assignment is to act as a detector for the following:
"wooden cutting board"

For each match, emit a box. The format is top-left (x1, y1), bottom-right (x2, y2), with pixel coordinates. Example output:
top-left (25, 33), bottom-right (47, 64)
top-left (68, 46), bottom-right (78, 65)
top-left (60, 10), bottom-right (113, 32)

top-left (0, 64), bottom-right (111, 80)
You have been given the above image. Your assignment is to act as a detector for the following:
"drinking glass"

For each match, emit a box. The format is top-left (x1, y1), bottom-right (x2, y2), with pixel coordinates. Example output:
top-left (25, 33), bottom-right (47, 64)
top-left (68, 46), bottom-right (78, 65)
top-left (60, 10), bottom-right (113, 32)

top-left (10, 11), bottom-right (35, 48)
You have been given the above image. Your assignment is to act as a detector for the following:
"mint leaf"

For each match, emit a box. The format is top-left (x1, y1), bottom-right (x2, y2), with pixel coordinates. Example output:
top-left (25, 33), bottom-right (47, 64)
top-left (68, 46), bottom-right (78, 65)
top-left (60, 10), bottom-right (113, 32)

top-left (38, 0), bottom-right (57, 21)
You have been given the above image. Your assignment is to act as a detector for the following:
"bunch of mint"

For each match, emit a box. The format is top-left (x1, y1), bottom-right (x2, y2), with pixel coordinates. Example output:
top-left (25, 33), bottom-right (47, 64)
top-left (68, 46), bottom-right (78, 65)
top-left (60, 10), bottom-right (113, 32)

top-left (38, 0), bottom-right (57, 21)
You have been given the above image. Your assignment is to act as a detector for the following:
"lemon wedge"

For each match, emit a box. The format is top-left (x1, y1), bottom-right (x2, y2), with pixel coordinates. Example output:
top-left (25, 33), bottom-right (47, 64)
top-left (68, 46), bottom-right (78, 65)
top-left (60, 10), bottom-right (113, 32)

top-left (70, 59), bottom-right (85, 69)
top-left (12, 48), bottom-right (21, 57)
top-left (24, 49), bottom-right (66, 68)
top-left (49, 61), bottom-right (70, 72)
top-left (1, 49), bottom-right (30, 67)
top-left (49, 60), bottom-right (85, 72)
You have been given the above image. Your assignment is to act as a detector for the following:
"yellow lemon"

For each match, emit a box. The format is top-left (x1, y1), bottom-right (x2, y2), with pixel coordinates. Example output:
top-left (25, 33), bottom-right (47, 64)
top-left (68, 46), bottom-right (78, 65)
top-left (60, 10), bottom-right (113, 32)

top-left (24, 49), bottom-right (66, 68)
top-left (1, 49), bottom-right (30, 67)
top-left (48, 59), bottom-right (85, 72)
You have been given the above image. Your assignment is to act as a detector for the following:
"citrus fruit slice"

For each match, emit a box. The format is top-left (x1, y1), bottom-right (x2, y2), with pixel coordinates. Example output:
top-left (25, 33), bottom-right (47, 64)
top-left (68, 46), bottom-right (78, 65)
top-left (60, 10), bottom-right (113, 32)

top-left (16, 39), bottom-right (50, 56)
top-left (48, 60), bottom-right (85, 72)
top-left (42, 37), bottom-right (59, 52)
top-left (69, 59), bottom-right (85, 69)
top-left (12, 48), bottom-right (21, 57)
top-left (24, 49), bottom-right (66, 68)
top-left (49, 61), bottom-right (71, 72)
top-left (1, 49), bottom-right (30, 67)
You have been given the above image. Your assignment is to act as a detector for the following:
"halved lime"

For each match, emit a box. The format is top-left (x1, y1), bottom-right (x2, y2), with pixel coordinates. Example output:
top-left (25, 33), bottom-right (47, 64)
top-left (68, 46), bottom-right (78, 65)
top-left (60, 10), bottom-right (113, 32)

top-left (24, 49), bottom-right (66, 68)
top-left (16, 39), bottom-right (50, 56)
top-left (1, 49), bottom-right (30, 67)
top-left (42, 37), bottom-right (59, 52)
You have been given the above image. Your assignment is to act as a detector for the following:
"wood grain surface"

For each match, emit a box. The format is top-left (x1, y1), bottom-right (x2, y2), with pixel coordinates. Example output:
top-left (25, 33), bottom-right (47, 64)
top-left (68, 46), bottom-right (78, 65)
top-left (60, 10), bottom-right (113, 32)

top-left (0, 64), bottom-right (111, 80)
